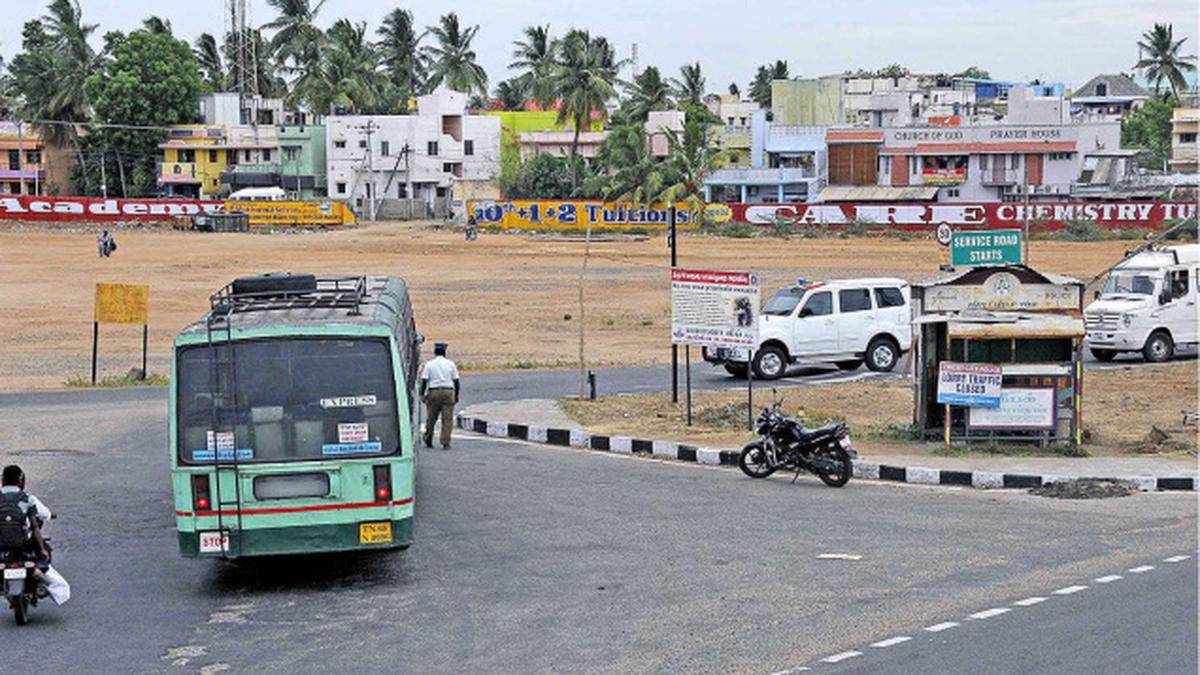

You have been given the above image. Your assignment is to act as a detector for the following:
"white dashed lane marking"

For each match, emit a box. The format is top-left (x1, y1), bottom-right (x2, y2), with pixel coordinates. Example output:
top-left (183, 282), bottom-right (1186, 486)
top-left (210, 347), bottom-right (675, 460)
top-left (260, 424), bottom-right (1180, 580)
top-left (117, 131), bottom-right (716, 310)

top-left (969, 608), bottom-right (1012, 620)
top-left (1013, 596), bottom-right (1047, 606)
top-left (925, 621), bottom-right (959, 632)
top-left (821, 652), bottom-right (862, 664)
top-left (1052, 585), bottom-right (1087, 595)
top-left (1094, 575), bottom-right (1123, 584)
top-left (870, 636), bottom-right (912, 648)
top-left (1163, 555), bottom-right (1190, 563)
top-left (1128, 565), bottom-right (1155, 574)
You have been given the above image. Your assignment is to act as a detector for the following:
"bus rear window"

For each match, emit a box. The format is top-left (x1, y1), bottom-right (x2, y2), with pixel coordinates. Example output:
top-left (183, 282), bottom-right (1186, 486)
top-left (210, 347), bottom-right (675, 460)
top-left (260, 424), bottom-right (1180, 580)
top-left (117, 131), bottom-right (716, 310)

top-left (176, 338), bottom-right (399, 464)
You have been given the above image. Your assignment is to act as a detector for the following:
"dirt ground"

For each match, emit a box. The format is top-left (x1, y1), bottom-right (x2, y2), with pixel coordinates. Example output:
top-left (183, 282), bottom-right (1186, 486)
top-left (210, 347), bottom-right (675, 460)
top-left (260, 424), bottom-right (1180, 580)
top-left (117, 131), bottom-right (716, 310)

top-left (0, 220), bottom-right (1155, 391)
top-left (559, 363), bottom-right (1199, 457)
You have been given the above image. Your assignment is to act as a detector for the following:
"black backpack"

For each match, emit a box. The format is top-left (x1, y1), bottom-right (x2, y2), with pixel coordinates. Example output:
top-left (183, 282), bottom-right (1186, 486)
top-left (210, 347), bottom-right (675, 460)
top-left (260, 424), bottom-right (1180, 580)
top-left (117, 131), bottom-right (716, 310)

top-left (0, 491), bottom-right (32, 550)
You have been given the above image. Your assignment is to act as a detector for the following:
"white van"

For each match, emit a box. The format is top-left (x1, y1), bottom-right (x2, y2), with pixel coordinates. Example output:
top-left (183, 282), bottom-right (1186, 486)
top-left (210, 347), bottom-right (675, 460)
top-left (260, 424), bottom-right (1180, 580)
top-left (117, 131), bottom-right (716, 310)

top-left (703, 278), bottom-right (913, 379)
top-left (1084, 244), bottom-right (1199, 362)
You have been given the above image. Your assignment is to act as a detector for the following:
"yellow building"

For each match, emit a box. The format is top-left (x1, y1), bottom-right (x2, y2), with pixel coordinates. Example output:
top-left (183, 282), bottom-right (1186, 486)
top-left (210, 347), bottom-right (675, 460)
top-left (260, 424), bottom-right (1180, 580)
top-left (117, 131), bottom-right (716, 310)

top-left (158, 125), bottom-right (230, 199)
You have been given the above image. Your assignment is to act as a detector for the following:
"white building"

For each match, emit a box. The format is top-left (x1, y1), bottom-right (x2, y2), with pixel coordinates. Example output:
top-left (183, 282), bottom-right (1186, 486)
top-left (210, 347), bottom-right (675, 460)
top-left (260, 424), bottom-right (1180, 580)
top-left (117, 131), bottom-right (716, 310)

top-left (325, 90), bottom-right (501, 218)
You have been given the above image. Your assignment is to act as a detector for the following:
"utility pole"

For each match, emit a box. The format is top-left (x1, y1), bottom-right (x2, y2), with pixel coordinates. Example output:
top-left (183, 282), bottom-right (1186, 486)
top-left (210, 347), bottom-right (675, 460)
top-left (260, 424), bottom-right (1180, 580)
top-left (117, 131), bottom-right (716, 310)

top-left (1022, 182), bottom-right (1031, 264)
top-left (16, 121), bottom-right (26, 196)
top-left (404, 143), bottom-right (414, 219)
top-left (360, 120), bottom-right (377, 221)
top-left (99, 150), bottom-right (108, 199)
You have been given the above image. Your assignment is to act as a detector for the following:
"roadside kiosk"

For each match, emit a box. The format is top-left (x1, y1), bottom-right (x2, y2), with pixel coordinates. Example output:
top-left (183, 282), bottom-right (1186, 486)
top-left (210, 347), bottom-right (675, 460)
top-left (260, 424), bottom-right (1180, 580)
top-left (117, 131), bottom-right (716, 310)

top-left (911, 265), bottom-right (1086, 450)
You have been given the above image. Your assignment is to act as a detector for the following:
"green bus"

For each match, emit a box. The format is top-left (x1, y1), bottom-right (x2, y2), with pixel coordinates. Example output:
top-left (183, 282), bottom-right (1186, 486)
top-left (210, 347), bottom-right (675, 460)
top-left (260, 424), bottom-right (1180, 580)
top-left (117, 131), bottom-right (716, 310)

top-left (170, 274), bottom-right (422, 558)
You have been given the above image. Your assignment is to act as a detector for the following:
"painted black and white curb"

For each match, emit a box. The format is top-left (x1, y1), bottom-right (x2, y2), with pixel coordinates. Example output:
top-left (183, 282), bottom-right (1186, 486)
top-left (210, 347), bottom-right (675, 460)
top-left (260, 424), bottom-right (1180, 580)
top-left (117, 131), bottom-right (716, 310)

top-left (455, 414), bottom-right (1197, 492)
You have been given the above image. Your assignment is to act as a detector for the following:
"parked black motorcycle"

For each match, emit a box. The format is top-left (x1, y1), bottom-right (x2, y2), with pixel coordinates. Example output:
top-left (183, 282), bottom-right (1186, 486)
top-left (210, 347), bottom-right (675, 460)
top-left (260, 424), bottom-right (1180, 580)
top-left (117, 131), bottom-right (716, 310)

top-left (739, 395), bottom-right (854, 487)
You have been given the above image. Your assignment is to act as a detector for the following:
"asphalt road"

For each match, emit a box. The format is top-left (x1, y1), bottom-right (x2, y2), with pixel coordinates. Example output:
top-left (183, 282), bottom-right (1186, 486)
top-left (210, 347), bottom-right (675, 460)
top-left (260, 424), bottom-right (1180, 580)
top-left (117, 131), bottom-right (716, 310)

top-left (0, 380), bottom-right (1195, 674)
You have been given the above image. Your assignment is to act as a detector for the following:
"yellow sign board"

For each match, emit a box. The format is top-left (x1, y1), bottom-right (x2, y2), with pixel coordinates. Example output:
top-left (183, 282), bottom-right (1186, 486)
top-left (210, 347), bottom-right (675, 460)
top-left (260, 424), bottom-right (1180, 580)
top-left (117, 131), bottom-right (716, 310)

top-left (95, 283), bottom-right (149, 324)
top-left (225, 200), bottom-right (358, 226)
top-left (467, 200), bottom-right (704, 230)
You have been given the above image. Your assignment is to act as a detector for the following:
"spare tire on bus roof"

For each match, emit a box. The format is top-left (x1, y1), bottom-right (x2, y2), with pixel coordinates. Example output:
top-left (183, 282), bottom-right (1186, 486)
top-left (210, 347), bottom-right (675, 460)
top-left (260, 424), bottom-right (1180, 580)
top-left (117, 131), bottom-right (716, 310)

top-left (231, 273), bottom-right (318, 296)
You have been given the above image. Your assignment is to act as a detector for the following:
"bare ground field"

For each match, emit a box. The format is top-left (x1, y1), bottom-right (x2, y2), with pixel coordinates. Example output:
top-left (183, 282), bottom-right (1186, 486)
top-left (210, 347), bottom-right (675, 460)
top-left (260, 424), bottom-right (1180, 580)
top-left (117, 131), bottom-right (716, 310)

top-left (559, 363), bottom-right (1199, 457)
top-left (0, 220), bottom-right (1160, 391)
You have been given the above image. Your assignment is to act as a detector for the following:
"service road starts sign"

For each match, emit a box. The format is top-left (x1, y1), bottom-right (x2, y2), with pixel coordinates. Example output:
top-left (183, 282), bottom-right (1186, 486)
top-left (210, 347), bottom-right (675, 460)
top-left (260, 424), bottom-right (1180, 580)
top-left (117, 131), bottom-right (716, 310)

top-left (671, 269), bottom-right (759, 349)
top-left (951, 229), bottom-right (1022, 267)
top-left (936, 361), bottom-right (1003, 408)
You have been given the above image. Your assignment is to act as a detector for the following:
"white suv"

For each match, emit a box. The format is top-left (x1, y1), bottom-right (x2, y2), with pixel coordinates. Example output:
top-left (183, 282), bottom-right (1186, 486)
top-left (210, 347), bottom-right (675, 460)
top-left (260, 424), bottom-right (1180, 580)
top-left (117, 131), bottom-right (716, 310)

top-left (704, 278), bottom-right (913, 379)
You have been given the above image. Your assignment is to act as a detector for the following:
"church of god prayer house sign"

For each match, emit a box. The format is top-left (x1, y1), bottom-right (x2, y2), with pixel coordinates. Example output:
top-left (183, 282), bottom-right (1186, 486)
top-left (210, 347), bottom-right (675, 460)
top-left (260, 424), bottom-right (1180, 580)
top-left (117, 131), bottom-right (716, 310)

top-left (671, 269), bottom-right (759, 349)
top-left (936, 362), bottom-right (1003, 408)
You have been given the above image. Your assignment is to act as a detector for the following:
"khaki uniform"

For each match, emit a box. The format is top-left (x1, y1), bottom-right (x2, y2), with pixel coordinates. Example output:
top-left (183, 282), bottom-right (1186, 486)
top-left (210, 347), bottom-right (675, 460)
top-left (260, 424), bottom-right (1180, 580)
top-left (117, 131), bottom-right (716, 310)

top-left (424, 388), bottom-right (456, 448)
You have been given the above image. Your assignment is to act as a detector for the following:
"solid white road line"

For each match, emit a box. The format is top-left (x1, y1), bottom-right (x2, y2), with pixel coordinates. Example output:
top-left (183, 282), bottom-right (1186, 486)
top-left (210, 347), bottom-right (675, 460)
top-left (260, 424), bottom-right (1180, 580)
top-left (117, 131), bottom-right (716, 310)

top-left (1053, 585), bottom-right (1088, 595)
top-left (870, 636), bottom-right (912, 648)
top-left (969, 608), bottom-right (1012, 620)
top-left (925, 622), bottom-right (959, 632)
top-left (1013, 596), bottom-right (1048, 606)
top-left (1128, 565), bottom-right (1155, 573)
top-left (821, 651), bottom-right (862, 664)
top-left (1164, 555), bottom-right (1191, 563)
top-left (767, 667), bottom-right (809, 674)
top-left (1094, 575), bottom-right (1123, 584)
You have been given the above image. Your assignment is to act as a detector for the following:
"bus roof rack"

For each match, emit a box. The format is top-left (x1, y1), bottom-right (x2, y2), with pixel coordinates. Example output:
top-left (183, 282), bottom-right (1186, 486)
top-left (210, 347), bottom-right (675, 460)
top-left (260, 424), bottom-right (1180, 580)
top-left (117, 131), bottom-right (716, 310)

top-left (209, 273), bottom-right (369, 319)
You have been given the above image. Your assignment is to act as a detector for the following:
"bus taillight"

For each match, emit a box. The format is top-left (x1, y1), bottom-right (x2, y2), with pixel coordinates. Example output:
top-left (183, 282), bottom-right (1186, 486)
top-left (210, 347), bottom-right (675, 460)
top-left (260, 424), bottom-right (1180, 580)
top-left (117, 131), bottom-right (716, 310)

top-left (373, 465), bottom-right (391, 501)
top-left (192, 474), bottom-right (211, 510)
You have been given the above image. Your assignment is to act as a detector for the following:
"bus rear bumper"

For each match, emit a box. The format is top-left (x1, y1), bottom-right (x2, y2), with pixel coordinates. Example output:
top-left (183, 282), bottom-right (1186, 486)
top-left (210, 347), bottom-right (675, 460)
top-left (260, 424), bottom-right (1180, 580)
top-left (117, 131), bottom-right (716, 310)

top-left (178, 517), bottom-right (413, 558)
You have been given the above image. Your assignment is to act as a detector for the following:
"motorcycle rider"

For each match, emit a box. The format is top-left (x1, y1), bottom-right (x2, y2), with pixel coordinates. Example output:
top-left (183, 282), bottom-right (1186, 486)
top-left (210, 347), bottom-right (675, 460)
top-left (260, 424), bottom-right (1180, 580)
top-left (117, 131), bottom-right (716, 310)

top-left (0, 465), bottom-right (71, 605)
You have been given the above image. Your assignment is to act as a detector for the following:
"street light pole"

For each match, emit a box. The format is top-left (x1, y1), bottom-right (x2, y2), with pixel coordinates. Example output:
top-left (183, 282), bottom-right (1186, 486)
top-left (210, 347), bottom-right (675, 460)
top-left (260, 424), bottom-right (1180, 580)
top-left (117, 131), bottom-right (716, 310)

top-left (670, 205), bottom-right (678, 404)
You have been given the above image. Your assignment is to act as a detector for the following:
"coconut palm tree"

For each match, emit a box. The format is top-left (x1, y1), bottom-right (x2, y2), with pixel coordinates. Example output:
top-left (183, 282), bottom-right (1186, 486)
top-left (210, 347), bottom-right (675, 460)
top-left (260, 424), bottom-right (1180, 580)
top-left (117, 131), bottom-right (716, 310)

top-left (545, 28), bottom-right (621, 191)
top-left (510, 25), bottom-right (554, 105)
top-left (1135, 23), bottom-right (1197, 97)
top-left (193, 33), bottom-right (225, 91)
top-left (377, 8), bottom-right (425, 105)
top-left (142, 16), bottom-right (172, 34)
top-left (596, 125), bottom-right (667, 205)
top-left (670, 62), bottom-right (705, 106)
top-left (493, 78), bottom-right (527, 111)
top-left (625, 66), bottom-right (673, 123)
top-left (422, 12), bottom-right (488, 96)
top-left (264, 0), bottom-right (326, 73)
top-left (657, 118), bottom-right (725, 225)
top-left (295, 19), bottom-right (386, 114)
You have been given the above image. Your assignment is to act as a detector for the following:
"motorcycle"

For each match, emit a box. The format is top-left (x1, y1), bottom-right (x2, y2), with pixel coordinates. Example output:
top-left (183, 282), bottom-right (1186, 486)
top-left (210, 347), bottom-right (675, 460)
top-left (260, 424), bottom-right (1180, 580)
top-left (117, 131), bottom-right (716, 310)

top-left (2, 548), bottom-right (50, 625)
top-left (739, 392), bottom-right (855, 487)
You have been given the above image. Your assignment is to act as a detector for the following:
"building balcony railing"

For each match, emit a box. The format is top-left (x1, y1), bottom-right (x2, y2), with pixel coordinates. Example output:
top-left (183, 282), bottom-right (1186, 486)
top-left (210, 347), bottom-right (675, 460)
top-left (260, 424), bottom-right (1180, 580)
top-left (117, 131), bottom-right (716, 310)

top-left (978, 167), bottom-right (1021, 186)
top-left (160, 162), bottom-right (196, 179)
top-left (706, 166), bottom-right (818, 184)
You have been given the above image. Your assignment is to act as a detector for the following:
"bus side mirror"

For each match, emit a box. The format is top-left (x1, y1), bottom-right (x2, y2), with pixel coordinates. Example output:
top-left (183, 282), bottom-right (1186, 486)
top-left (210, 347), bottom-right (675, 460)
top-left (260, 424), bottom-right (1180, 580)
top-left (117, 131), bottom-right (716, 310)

top-left (1159, 289), bottom-right (1171, 305)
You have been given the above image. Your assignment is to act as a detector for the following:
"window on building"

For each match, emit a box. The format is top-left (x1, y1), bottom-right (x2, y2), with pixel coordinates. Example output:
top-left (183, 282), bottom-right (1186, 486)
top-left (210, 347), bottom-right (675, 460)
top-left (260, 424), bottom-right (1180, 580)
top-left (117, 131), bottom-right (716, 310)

top-left (464, 140), bottom-right (474, 156)
top-left (874, 287), bottom-right (906, 308)
top-left (442, 163), bottom-right (454, 173)
top-left (729, 153), bottom-right (739, 164)
top-left (179, 149), bottom-right (196, 163)
top-left (358, 139), bottom-right (367, 149)
top-left (209, 149), bottom-right (218, 163)
top-left (944, 188), bottom-right (960, 198)
top-left (427, 141), bottom-right (439, 156)
top-left (25, 150), bottom-right (41, 165)
top-left (739, 117), bottom-right (747, 126)
top-left (257, 109), bottom-right (275, 125)
top-left (334, 140), bottom-right (347, 149)
top-left (283, 146), bottom-right (299, 162)
top-left (1181, 133), bottom-right (1198, 144)
top-left (1009, 154), bottom-right (1019, 169)
top-left (244, 150), bottom-right (252, 162)
top-left (727, 117), bottom-right (734, 125)
top-left (381, 141), bottom-right (390, 156)
top-left (262, 149), bottom-right (272, 162)
top-left (1095, 82), bottom-right (1108, 97)
top-left (1048, 152), bottom-right (1072, 161)
top-left (838, 289), bottom-right (872, 313)
top-left (436, 186), bottom-right (448, 197)
top-left (397, 184), bottom-right (407, 198)
top-left (980, 155), bottom-right (989, 170)
top-left (336, 182), bottom-right (347, 194)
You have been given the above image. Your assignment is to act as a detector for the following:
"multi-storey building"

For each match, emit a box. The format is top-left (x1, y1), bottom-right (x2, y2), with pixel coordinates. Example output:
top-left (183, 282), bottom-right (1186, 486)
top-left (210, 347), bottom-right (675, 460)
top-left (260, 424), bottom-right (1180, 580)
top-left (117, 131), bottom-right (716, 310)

top-left (1169, 105), bottom-right (1199, 173)
top-left (704, 111), bottom-right (827, 204)
top-left (0, 122), bottom-right (76, 196)
top-left (1071, 74), bottom-right (1150, 120)
top-left (158, 125), bottom-right (229, 199)
top-left (325, 89), bottom-right (501, 218)
top-left (707, 94), bottom-right (757, 168)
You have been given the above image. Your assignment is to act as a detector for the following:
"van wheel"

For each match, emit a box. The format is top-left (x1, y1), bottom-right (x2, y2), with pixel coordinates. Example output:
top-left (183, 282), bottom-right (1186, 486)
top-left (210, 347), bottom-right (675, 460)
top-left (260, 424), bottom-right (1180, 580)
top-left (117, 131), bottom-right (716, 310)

top-left (835, 360), bottom-right (862, 371)
top-left (865, 338), bottom-right (899, 372)
top-left (723, 363), bottom-right (748, 377)
top-left (1142, 331), bottom-right (1174, 363)
top-left (1089, 348), bottom-right (1117, 362)
top-left (752, 346), bottom-right (788, 380)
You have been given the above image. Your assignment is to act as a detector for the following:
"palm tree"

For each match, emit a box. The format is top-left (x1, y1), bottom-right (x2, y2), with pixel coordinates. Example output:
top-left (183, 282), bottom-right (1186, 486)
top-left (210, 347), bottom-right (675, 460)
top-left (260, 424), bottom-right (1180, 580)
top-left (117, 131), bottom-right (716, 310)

top-left (670, 62), bottom-right (705, 106)
top-left (545, 28), bottom-right (621, 191)
top-left (422, 12), bottom-right (488, 96)
top-left (264, 0), bottom-right (326, 73)
top-left (749, 65), bottom-right (771, 108)
top-left (1136, 23), bottom-right (1197, 97)
top-left (728, 82), bottom-right (740, 97)
top-left (28, 0), bottom-right (98, 179)
top-left (510, 25), bottom-right (554, 105)
top-left (625, 66), bottom-right (673, 123)
top-left (295, 19), bottom-right (386, 114)
top-left (657, 118), bottom-right (724, 225)
top-left (494, 79), bottom-right (527, 111)
top-left (596, 125), bottom-right (666, 206)
top-left (377, 8), bottom-right (425, 105)
top-left (194, 33), bottom-right (225, 91)
top-left (142, 16), bottom-right (172, 34)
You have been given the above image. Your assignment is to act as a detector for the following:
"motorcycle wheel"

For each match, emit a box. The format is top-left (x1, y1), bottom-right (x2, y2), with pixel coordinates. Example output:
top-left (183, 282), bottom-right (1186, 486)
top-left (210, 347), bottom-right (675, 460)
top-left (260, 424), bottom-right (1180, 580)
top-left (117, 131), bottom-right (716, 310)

top-left (814, 446), bottom-right (853, 487)
top-left (12, 595), bottom-right (28, 626)
top-left (739, 442), bottom-right (776, 479)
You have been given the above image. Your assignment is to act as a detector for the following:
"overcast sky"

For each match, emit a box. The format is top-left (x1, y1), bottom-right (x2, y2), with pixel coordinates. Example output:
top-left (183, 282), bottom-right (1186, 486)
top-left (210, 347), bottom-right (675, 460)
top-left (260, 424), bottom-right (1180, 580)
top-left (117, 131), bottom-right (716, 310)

top-left (2, 0), bottom-right (1197, 93)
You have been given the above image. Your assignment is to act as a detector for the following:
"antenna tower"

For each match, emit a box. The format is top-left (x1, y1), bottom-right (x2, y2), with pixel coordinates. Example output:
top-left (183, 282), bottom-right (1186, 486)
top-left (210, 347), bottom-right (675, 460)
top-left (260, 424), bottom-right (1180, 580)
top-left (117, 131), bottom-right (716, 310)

top-left (225, 0), bottom-right (258, 97)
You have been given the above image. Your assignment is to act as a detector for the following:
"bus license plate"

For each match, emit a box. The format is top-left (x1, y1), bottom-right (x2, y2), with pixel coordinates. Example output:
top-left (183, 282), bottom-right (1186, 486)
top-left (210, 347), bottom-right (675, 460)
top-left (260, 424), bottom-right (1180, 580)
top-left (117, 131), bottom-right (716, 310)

top-left (3, 568), bottom-right (26, 580)
top-left (199, 531), bottom-right (230, 553)
top-left (359, 521), bottom-right (393, 544)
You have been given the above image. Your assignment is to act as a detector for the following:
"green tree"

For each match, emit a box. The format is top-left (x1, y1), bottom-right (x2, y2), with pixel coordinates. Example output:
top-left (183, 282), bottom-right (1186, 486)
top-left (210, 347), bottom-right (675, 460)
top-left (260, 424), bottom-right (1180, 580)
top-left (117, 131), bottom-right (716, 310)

top-left (657, 118), bottom-right (724, 223)
top-left (670, 62), bottom-right (705, 106)
top-left (82, 28), bottom-right (204, 196)
top-left (1135, 23), bottom-right (1197, 97)
top-left (377, 8), bottom-right (425, 106)
top-left (141, 16), bottom-right (172, 34)
top-left (264, 0), bottom-right (326, 72)
top-left (591, 125), bottom-right (665, 205)
top-left (1121, 96), bottom-right (1179, 169)
top-left (423, 12), bottom-right (487, 96)
top-left (294, 19), bottom-right (387, 114)
top-left (510, 25), bottom-right (554, 105)
top-left (728, 82), bottom-right (739, 97)
top-left (546, 28), bottom-right (621, 191)
top-left (953, 65), bottom-right (990, 80)
top-left (749, 60), bottom-right (787, 109)
top-left (877, 63), bottom-right (908, 78)
top-left (493, 78), bottom-right (527, 111)
top-left (193, 33), bottom-right (225, 91)
top-left (625, 66), bottom-right (673, 123)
